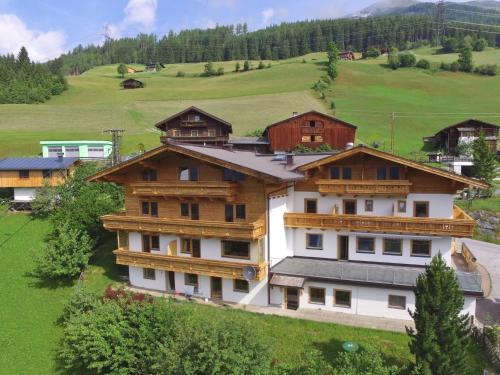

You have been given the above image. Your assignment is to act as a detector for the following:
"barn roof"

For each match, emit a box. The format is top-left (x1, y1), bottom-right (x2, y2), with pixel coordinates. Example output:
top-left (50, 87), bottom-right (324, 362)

top-left (121, 78), bottom-right (143, 84)
top-left (0, 157), bottom-right (79, 171)
top-left (263, 110), bottom-right (357, 136)
top-left (154, 106), bottom-right (233, 132)
top-left (430, 118), bottom-right (499, 137)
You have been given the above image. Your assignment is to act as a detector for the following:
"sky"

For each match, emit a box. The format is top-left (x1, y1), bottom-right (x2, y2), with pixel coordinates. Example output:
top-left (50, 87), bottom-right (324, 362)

top-left (0, 0), bottom-right (459, 62)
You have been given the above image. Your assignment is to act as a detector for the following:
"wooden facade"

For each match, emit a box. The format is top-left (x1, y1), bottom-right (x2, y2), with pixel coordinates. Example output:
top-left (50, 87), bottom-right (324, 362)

top-left (0, 169), bottom-right (69, 188)
top-left (263, 111), bottom-right (357, 152)
top-left (156, 106), bottom-right (232, 146)
top-left (339, 51), bottom-right (355, 61)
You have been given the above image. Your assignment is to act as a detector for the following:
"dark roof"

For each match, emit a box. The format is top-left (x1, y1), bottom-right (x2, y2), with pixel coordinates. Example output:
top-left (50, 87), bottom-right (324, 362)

top-left (0, 157), bottom-right (78, 171)
top-left (228, 137), bottom-right (269, 145)
top-left (154, 106), bottom-right (233, 133)
top-left (263, 110), bottom-right (358, 136)
top-left (271, 257), bottom-right (482, 295)
top-left (430, 118), bottom-right (499, 137)
top-left (122, 78), bottom-right (143, 84)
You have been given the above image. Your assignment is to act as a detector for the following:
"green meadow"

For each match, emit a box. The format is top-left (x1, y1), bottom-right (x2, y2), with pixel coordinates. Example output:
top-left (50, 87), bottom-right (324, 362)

top-left (0, 48), bottom-right (498, 157)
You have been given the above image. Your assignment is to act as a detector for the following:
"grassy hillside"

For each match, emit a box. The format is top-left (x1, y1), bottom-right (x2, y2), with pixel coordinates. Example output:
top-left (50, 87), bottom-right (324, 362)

top-left (0, 48), bottom-right (498, 157)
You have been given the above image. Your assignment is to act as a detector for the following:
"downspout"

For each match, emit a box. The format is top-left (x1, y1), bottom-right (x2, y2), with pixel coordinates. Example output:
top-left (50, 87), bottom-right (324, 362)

top-left (266, 182), bottom-right (294, 306)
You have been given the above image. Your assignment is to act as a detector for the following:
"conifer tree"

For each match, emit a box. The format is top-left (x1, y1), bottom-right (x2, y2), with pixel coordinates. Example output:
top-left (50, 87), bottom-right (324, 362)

top-left (407, 254), bottom-right (471, 375)
top-left (326, 42), bottom-right (339, 80)
top-left (457, 45), bottom-right (473, 72)
top-left (473, 132), bottom-right (496, 196)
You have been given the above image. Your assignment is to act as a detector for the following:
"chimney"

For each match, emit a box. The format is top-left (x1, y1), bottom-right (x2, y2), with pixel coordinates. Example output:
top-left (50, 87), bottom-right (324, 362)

top-left (292, 111), bottom-right (298, 117)
top-left (57, 152), bottom-right (64, 161)
top-left (286, 154), bottom-right (294, 166)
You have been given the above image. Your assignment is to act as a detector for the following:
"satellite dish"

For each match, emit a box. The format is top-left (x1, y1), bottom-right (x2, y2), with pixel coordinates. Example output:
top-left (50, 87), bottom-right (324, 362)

top-left (242, 266), bottom-right (257, 281)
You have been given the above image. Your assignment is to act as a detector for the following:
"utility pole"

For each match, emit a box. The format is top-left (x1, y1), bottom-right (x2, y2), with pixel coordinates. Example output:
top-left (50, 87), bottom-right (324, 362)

top-left (390, 112), bottom-right (395, 154)
top-left (104, 129), bottom-right (124, 166)
top-left (435, 0), bottom-right (445, 47)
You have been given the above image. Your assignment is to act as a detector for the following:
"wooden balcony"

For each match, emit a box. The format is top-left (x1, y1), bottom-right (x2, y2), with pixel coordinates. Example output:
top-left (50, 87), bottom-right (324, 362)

top-left (114, 248), bottom-right (267, 280)
top-left (101, 214), bottom-right (265, 240)
top-left (316, 179), bottom-right (412, 196)
top-left (160, 136), bottom-right (228, 144)
top-left (130, 181), bottom-right (238, 201)
top-left (284, 205), bottom-right (474, 237)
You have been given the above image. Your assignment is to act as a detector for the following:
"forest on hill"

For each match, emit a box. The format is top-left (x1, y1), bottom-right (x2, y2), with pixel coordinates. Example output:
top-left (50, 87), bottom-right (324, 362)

top-left (59, 6), bottom-right (500, 75)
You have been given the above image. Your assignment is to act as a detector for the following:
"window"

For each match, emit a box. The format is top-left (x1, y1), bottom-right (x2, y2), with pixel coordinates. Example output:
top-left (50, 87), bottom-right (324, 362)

top-left (334, 290), bottom-right (351, 308)
top-left (223, 168), bottom-right (245, 181)
top-left (140, 169), bottom-right (157, 181)
top-left (304, 199), bottom-right (317, 213)
top-left (208, 129), bottom-right (216, 137)
top-left (377, 167), bottom-right (386, 180)
top-left (306, 233), bottom-right (323, 250)
top-left (397, 200), bottom-right (406, 213)
top-left (191, 130), bottom-right (199, 137)
top-left (309, 120), bottom-right (316, 127)
top-left (309, 287), bottom-right (325, 305)
top-left (193, 115), bottom-right (200, 122)
top-left (330, 166), bottom-right (340, 179)
top-left (185, 273), bottom-right (198, 286)
top-left (142, 201), bottom-right (158, 217)
top-left (42, 170), bottom-right (52, 178)
top-left (234, 279), bottom-right (249, 293)
top-left (357, 237), bottom-right (375, 253)
top-left (171, 129), bottom-right (180, 137)
top-left (414, 201), bottom-right (429, 218)
top-left (181, 238), bottom-right (200, 255)
top-left (343, 200), bottom-right (356, 215)
top-left (301, 135), bottom-right (311, 142)
top-left (383, 238), bottom-right (402, 255)
top-left (222, 240), bottom-right (250, 259)
top-left (311, 135), bottom-right (323, 142)
top-left (180, 202), bottom-right (199, 220)
top-left (342, 167), bottom-right (352, 180)
top-left (142, 235), bottom-right (160, 252)
top-left (411, 240), bottom-right (431, 257)
top-left (224, 204), bottom-right (246, 222)
top-left (388, 295), bottom-right (406, 309)
top-left (179, 166), bottom-right (198, 181)
top-left (19, 170), bottom-right (29, 179)
top-left (389, 166), bottom-right (400, 180)
top-left (143, 268), bottom-right (156, 280)
top-left (364, 200), bottom-right (373, 212)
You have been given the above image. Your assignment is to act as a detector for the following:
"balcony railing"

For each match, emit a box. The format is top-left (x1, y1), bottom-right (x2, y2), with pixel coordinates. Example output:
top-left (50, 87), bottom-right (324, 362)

top-left (114, 248), bottom-right (267, 280)
top-left (316, 179), bottom-right (412, 195)
top-left (284, 205), bottom-right (474, 237)
top-left (160, 135), bottom-right (228, 144)
top-left (130, 181), bottom-right (238, 201)
top-left (101, 214), bottom-right (265, 240)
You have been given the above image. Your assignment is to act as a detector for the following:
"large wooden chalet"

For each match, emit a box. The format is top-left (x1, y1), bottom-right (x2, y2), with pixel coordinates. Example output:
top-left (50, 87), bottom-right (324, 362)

top-left (156, 107), bottom-right (232, 147)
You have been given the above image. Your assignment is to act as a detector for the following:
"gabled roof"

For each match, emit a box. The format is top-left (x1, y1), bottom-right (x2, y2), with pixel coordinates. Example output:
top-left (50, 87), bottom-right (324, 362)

top-left (89, 142), bottom-right (324, 183)
top-left (121, 78), bottom-right (143, 83)
top-left (298, 145), bottom-right (489, 189)
top-left (263, 110), bottom-right (357, 136)
top-left (430, 118), bottom-right (499, 137)
top-left (154, 106), bottom-right (233, 132)
top-left (0, 157), bottom-right (79, 171)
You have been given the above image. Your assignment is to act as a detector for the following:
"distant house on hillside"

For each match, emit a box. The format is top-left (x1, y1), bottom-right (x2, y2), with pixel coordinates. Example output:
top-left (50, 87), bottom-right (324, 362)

top-left (0, 156), bottom-right (79, 210)
top-left (145, 63), bottom-right (165, 72)
top-left (262, 111), bottom-right (357, 152)
top-left (156, 106), bottom-right (232, 146)
top-left (424, 119), bottom-right (499, 175)
top-left (339, 51), bottom-right (355, 61)
top-left (127, 66), bottom-right (141, 74)
top-left (121, 78), bottom-right (144, 89)
top-left (40, 140), bottom-right (113, 160)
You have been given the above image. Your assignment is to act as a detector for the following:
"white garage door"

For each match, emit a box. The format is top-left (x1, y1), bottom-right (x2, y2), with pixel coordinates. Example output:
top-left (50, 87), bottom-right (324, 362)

top-left (88, 147), bottom-right (104, 158)
top-left (48, 146), bottom-right (62, 157)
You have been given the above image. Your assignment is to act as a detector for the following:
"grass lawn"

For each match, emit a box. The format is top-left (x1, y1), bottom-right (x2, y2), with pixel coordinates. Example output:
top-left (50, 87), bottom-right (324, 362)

top-left (0, 210), bottom-right (491, 374)
top-left (0, 48), bottom-right (499, 158)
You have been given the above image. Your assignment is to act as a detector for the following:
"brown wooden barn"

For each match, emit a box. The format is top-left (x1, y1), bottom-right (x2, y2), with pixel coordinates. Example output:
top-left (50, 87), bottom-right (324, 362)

top-left (339, 51), bottom-right (355, 61)
top-left (423, 119), bottom-right (499, 154)
top-left (262, 111), bottom-right (357, 152)
top-left (156, 106), bottom-right (232, 146)
top-left (121, 78), bottom-right (144, 89)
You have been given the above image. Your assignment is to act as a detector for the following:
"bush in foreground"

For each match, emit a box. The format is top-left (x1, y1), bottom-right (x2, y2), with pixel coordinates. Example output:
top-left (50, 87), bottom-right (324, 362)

top-left (416, 59), bottom-right (430, 70)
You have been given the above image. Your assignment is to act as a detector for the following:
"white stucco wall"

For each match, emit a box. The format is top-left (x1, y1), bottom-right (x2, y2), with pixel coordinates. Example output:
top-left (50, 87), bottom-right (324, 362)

top-left (14, 187), bottom-right (38, 201)
top-left (129, 266), bottom-right (167, 291)
top-left (269, 191), bottom-right (294, 266)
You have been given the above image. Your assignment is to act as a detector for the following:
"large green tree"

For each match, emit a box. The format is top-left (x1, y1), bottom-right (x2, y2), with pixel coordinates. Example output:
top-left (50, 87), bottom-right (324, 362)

top-left (326, 42), bottom-right (339, 80)
top-left (472, 132), bottom-right (496, 195)
top-left (407, 254), bottom-right (471, 375)
top-left (117, 63), bottom-right (127, 78)
top-left (457, 46), bottom-right (473, 72)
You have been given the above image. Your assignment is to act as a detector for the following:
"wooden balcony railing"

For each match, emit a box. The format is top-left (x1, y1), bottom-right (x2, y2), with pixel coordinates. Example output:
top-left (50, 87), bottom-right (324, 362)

top-left (284, 205), bottom-right (474, 237)
top-left (160, 135), bottom-right (228, 144)
top-left (130, 181), bottom-right (238, 201)
top-left (101, 214), bottom-right (265, 240)
top-left (114, 248), bottom-right (267, 280)
top-left (316, 179), bottom-right (412, 195)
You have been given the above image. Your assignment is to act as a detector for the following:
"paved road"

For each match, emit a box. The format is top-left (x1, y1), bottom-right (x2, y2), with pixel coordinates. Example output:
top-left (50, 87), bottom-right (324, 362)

top-left (458, 238), bottom-right (500, 324)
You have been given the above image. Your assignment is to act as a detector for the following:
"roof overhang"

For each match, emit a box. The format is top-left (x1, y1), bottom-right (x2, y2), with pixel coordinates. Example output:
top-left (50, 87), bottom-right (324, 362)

top-left (269, 274), bottom-right (305, 288)
top-left (297, 145), bottom-right (489, 190)
top-left (154, 106), bottom-right (233, 133)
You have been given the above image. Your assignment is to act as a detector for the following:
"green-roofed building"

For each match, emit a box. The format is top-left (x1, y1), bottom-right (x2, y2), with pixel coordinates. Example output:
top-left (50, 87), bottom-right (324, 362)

top-left (40, 140), bottom-right (113, 160)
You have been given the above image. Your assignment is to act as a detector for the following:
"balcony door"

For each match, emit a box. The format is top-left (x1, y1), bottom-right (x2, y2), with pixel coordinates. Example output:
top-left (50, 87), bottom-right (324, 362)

top-left (285, 288), bottom-right (299, 310)
top-left (211, 277), bottom-right (223, 300)
top-left (338, 235), bottom-right (349, 260)
top-left (343, 200), bottom-right (357, 215)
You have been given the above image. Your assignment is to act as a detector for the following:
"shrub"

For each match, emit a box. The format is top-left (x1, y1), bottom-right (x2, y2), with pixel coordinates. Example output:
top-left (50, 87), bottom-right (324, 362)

top-left (399, 52), bottom-right (416, 67)
top-left (333, 346), bottom-right (401, 375)
top-left (245, 128), bottom-right (265, 137)
top-left (474, 38), bottom-right (488, 52)
top-left (387, 48), bottom-right (400, 70)
top-left (31, 182), bottom-right (58, 218)
top-left (363, 47), bottom-right (381, 59)
top-left (176, 71), bottom-right (185, 77)
top-left (216, 67), bottom-right (224, 76)
top-left (202, 61), bottom-right (216, 76)
top-left (302, 58), bottom-right (307, 63)
top-left (243, 60), bottom-right (251, 71)
top-left (258, 61), bottom-right (265, 69)
top-left (442, 36), bottom-right (459, 53)
top-left (234, 61), bottom-right (240, 72)
top-left (474, 64), bottom-right (497, 76)
top-left (60, 286), bottom-right (100, 325)
top-left (450, 61), bottom-right (459, 72)
top-left (457, 46), bottom-right (473, 72)
top-left (267, 63), bottom-right (272, 68)
top-left (416, 59), bottom-right (430, 70)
